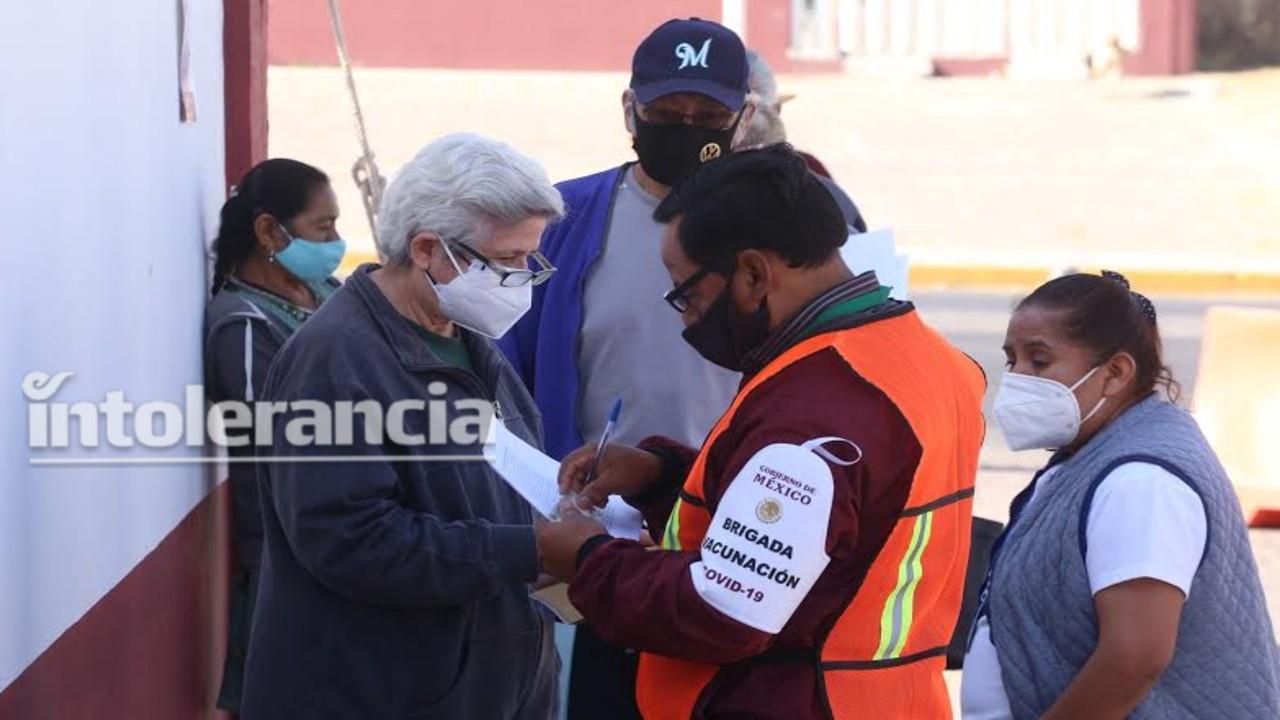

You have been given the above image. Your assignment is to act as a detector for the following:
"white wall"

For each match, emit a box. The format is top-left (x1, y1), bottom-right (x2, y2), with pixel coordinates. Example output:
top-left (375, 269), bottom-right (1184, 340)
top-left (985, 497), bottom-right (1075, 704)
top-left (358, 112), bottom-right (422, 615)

top-left (0, 0), bottom-right (225, 692)
top-left (842, 0), bottom-right (1140, 66)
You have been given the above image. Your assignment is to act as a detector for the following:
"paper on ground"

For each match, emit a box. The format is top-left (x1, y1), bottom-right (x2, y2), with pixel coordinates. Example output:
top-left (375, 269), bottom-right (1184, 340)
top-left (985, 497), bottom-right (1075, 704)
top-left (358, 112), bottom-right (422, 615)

top-left (487, 422), bottom-right (643, 540)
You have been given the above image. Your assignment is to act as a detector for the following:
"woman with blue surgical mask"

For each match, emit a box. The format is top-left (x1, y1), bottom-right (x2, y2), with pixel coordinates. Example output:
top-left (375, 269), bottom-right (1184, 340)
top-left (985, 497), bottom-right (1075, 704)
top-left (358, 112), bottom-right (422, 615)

top-left (203, 158), bottom-right (344, 713)
top-left (961, 271), bottom-right (1280, 719)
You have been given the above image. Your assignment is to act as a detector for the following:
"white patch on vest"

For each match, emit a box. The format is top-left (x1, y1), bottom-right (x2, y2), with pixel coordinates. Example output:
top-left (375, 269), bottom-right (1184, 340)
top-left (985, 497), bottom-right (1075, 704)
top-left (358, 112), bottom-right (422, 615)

top-left (690, 442), bottom-right (834, 634)
top-left (801, 436), bottom-right (862, 467)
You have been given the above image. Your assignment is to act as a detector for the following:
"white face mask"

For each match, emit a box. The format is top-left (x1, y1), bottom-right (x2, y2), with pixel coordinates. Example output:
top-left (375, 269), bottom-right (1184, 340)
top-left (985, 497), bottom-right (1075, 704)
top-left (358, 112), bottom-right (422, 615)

top-left (428, 243), bottom-right (532, 339)
top-left (992, 366), bottom-right (1108, 451)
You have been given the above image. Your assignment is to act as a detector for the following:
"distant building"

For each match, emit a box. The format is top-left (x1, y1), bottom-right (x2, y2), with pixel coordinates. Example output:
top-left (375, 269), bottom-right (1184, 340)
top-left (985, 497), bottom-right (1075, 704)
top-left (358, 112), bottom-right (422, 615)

top-left (269, 0), bottom-right (1197, 76)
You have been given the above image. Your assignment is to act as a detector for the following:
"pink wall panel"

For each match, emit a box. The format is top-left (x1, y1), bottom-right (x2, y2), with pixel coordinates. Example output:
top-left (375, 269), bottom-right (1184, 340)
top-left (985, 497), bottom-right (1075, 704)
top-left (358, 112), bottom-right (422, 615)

top-left (1126, 0), bottom-right (1198, 75)
top-left (269, 0), bottom-right (722, 71)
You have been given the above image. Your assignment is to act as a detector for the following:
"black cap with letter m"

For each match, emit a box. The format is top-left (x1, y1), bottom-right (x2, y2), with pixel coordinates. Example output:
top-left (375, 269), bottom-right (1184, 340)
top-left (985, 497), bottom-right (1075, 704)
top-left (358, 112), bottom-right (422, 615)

top-left (630, 18), bottom-right (749, 112)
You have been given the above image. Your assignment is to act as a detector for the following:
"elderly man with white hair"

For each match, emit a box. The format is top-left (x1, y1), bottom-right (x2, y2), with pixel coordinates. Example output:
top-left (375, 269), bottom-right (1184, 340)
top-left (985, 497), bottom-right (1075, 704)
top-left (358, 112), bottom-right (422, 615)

top-left (241, 133), bottom-right (564, 720)
top-left (741, 49), bottom-right (866, 233)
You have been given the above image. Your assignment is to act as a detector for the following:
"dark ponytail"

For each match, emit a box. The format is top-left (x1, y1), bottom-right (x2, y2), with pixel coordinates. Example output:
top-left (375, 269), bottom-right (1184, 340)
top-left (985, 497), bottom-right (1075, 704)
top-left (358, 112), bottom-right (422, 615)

top-left (1018, 271), bottom-right (1181, 402)
top-left (211, 159), bottom-right (330, 294)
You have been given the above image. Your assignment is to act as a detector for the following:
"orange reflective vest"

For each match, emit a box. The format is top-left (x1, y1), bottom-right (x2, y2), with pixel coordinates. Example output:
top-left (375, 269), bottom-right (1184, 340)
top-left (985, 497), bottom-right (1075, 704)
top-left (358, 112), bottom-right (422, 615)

top-left (635, 309), bottom-right (985, 719)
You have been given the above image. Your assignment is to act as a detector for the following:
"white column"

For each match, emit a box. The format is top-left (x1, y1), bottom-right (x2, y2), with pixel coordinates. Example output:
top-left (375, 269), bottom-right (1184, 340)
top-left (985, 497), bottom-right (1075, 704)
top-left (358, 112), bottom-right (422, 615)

top-left (722, 0), bottom-right (747, 40)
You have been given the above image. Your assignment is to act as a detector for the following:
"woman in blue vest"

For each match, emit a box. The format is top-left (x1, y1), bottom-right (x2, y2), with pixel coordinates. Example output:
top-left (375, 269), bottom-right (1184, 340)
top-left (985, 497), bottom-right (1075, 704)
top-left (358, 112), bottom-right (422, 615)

top-left (963, 271), bottom-right (1280, 719)
top-left (203, 158), bottom-right (345, 712)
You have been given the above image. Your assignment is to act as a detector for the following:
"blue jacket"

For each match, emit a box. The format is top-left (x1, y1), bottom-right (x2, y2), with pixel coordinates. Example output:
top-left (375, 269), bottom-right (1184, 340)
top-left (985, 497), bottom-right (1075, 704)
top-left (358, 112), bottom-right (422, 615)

top-left (498, 165), bottom-right (625, 460)
top-left (498, 162), bottom-right (865, 461)
top-left (243, 266), bottom-right (557, 719)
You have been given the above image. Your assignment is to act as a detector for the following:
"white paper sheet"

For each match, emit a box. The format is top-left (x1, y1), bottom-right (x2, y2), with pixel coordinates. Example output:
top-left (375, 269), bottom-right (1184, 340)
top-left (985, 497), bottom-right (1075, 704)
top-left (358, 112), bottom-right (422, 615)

top-left (487, 422), bottom-right (643, 540)
top-left (841, 227), bottom-right (909, 300)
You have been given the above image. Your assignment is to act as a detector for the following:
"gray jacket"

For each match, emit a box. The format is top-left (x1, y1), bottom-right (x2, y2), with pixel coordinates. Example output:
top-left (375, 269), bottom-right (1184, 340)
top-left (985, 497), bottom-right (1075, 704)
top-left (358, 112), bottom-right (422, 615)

top-left (241, 265), bottom-right (556, 719)
top-left (987, 394), bottom-right (1280, 718)
top-left (204, 280), bottom-right (334, 568)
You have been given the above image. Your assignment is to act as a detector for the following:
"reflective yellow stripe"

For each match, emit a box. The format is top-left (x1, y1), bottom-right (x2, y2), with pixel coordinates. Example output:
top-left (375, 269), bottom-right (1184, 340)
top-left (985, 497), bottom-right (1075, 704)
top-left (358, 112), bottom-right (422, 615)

top-left (873, 511), bottom-right (934, 660)
top-left (662, 498), bottom-right (684, 550)
top-left (896, 511), bottom-right (933, 656)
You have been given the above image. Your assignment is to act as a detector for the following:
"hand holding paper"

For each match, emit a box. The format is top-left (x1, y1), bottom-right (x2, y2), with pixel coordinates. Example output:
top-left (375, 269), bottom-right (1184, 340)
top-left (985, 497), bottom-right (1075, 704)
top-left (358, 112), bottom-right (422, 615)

top-left (556, 441), bottom-right (665, 510)
top-left (486, 422), bottom-right (643, 540)
top-left (534, 503), bottom-right (610, 581)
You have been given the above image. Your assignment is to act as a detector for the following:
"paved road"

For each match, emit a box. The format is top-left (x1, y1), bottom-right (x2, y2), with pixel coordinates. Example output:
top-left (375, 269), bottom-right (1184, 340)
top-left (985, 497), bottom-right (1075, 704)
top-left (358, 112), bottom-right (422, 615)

top-left (270, 68), bottom-right (1280, 274)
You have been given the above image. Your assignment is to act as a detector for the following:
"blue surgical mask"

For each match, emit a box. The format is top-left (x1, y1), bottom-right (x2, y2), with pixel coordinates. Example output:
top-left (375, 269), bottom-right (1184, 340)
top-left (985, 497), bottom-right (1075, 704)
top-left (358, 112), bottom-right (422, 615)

top-left (275, 230), bottom-right (346, 282)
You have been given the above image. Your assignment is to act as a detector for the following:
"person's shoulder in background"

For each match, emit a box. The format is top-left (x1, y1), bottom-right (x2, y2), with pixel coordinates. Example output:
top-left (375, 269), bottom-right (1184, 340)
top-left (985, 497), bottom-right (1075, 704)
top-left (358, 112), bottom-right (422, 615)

top-left (810, 169), bottom-right (866, 234)
top-left (798, 149), bottom-right (832, 179)
top-left (535, 164), bottom-right (628, 263)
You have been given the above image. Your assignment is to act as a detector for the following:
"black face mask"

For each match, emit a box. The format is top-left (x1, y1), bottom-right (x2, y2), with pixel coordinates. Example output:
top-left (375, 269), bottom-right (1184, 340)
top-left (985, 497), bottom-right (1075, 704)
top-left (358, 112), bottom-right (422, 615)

top-left (631, 111), bottom-right (738, 186)
top-left (681, 283), bottom-right (771, 372)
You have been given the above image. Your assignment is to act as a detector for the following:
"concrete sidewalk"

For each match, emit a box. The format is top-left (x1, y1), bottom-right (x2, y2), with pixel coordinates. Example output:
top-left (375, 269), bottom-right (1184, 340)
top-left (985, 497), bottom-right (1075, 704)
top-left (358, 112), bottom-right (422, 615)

top-left (270, 66), bottom-right (1280, 295)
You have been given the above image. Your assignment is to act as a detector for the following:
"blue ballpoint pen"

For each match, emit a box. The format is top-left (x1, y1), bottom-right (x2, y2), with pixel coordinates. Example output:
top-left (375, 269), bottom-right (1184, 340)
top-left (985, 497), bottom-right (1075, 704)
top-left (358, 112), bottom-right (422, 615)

top-left (584, 397), bottom-right (623, 486)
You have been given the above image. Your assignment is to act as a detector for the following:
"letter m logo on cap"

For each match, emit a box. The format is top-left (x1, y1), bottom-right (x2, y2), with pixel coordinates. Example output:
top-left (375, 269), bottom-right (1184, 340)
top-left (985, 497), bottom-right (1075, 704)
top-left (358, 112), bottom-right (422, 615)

top-left (675, 38), bottom-right (712, 69)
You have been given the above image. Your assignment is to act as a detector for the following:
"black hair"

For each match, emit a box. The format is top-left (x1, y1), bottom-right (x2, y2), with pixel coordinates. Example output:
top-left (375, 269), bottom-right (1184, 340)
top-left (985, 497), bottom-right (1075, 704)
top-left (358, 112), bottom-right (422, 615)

top-left (652, 144), bottom-right (847, 274)
top-left (210, 158), bottom-right (330, 294)
top-left (1018, 271), bottom-right (1180, 402)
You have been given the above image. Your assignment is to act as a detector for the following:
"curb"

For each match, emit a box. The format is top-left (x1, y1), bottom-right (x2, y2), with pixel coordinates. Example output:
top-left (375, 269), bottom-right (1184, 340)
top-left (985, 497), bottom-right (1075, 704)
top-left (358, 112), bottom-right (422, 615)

top-left (341, 252), bottom-right (1280, 298)
top-left (910, 265), bottom-right (1280, 296)
top-left (338, 251), bottom-right (379, 275)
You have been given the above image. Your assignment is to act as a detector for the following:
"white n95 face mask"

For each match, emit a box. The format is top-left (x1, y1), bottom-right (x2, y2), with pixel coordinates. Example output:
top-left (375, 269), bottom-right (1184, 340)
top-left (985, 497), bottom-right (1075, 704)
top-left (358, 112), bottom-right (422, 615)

top-left (428, 244), bottom-right (532, 339)
top-left (992, 367), bottom-right (1107, 451)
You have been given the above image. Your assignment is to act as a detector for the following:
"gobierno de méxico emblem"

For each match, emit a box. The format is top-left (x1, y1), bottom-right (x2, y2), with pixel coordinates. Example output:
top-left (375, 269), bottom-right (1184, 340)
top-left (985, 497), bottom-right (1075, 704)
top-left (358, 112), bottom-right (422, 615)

top-left (756, 498), bottom-right (783, 524)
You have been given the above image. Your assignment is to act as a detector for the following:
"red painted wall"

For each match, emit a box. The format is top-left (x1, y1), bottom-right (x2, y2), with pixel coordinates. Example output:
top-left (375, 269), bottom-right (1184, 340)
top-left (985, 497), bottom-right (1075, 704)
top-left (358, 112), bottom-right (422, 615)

top-left (1127, 0), bottom-right (1199, 75)
top-left (743, 0), bottom-right (841, 74)
top-left (268, 0), bottom-right (721, 70)
top-left (225, 0), bottom-right (270, 188)
top-left (0, 485), bottom-right (234, 720)
top-left (268, 0), bottom-right (1196, 75)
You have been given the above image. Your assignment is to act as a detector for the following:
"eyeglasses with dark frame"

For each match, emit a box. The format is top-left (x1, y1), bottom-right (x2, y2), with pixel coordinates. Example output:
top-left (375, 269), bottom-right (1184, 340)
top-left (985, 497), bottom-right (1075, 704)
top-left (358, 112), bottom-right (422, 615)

top-left (451, 240), bottom-right (557, 287)
top-left (662, 268), bottom-right (710, 313)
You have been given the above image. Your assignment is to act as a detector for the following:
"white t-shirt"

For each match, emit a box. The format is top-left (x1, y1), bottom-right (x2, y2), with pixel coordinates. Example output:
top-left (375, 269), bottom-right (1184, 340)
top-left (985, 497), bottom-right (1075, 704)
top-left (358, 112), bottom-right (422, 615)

top-left (960, 461), bottom-right (1208, 720)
